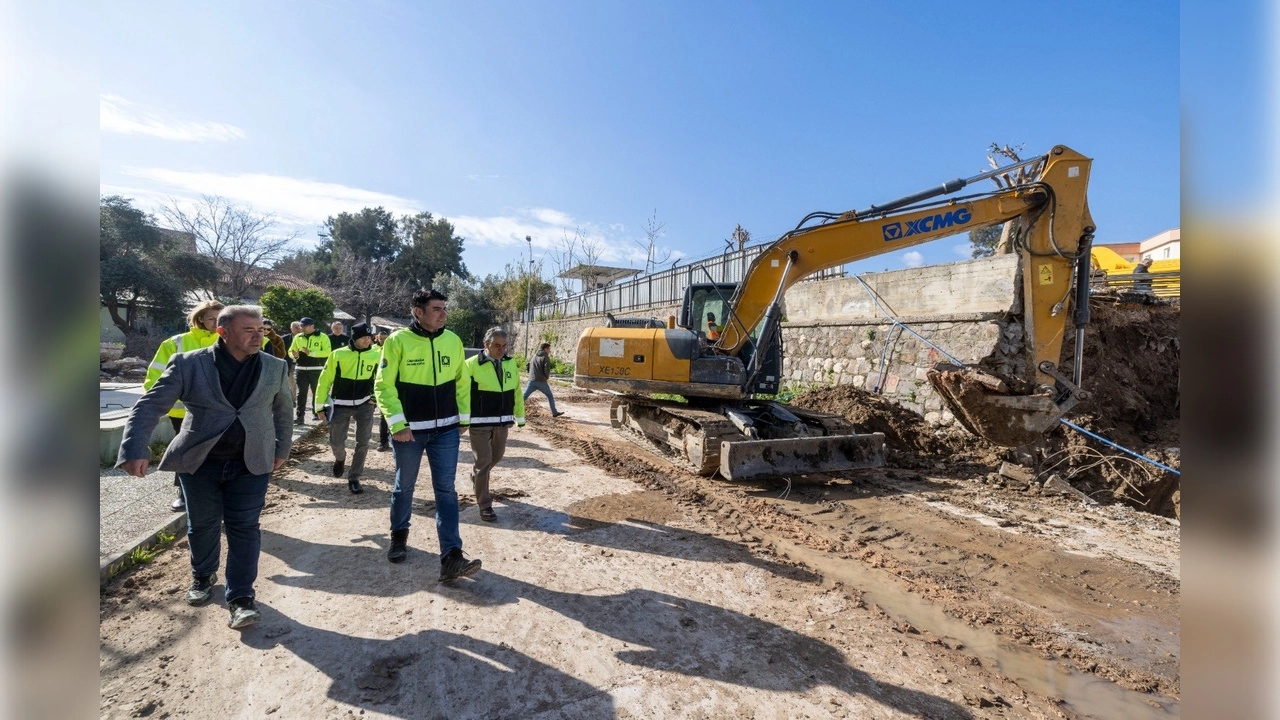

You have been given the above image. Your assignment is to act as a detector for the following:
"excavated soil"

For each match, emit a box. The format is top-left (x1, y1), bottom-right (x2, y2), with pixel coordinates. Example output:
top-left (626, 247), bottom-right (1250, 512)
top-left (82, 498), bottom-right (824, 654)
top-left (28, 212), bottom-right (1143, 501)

top-left (790, 298), bottom-right (1181, 518)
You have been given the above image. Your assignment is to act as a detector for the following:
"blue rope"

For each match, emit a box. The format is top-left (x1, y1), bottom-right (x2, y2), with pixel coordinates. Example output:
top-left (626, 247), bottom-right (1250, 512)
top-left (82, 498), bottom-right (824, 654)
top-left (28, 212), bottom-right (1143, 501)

top-left (1058, 419), bottom-right (1181, 475)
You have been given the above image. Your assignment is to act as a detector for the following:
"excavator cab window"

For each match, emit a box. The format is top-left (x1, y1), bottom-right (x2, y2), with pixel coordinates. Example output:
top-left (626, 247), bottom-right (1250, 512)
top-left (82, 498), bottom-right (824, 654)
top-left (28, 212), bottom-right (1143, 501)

top-left (680, 283), bottom-right (737, 340)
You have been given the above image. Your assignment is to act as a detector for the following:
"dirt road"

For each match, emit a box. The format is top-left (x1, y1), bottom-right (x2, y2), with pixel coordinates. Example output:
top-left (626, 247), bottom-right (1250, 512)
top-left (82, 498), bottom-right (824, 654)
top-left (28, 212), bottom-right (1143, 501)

top-left (100, 389), bottom-right (1179, 719)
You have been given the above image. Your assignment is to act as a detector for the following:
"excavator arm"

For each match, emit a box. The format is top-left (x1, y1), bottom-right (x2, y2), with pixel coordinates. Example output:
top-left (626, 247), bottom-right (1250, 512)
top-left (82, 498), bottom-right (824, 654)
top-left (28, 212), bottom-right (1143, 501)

top-left (717, 145), bottom-right (1095, 402)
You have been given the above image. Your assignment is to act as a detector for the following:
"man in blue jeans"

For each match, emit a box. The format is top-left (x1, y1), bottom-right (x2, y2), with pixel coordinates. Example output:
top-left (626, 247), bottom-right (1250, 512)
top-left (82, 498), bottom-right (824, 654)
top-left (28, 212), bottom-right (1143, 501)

top-left (523, 343), bottom-right (565, 418)
top-left (374, 288), bottom-right (481, 580)
top-left (118, 305), bottom-right (293, 630)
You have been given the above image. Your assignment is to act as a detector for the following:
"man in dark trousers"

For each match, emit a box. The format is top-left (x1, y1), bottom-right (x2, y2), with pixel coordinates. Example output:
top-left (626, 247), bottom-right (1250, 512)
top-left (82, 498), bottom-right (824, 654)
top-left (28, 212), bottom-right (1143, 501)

top-left (117, 305), bottom-right (293, 630)
top-left (314, 322), bottom-right (379, 493)
top-left (1131, 257), bottom-right (1154, 294)
top-left (522, 343), bottom-right (564, 417)
top-left (289, 317), bottom-right (332, 424)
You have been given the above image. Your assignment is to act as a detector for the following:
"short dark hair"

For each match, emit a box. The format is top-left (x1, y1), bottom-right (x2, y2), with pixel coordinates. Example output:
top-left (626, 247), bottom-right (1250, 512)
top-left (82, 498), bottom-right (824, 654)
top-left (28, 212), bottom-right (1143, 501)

top-left (412, 288), bottom-right (448, 308)
top-left (540, 342), bottom-right (551, 351)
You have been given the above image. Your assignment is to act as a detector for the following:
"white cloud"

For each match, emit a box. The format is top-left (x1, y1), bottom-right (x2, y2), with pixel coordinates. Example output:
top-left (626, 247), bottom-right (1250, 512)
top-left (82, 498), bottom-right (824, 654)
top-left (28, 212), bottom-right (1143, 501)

top-left (104, 164), bottom-right (682, 276)
top-left (101, 94), bottom-right (246, 143)
top-left (952, 243), bottom-right (973, 258)
top-left (902, 250), bottom-right (925, 268)
top-left (117, 167), bottom-right (422, 227)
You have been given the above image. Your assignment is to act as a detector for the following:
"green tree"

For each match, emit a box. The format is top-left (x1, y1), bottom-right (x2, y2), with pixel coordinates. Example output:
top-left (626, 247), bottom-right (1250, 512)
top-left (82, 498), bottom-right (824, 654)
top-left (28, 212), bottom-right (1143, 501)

top-left (434, 272), bottom-right (492, 347)
top-left (100, 196), bottom-right (219, 334)
top-left (312, 207), bottom-right (403, 284)
top-left (968, 225), bottom-right (1001, 258)
top-left (395, 212), bottom-right (469, 289)
top-left (258, 286), bottom-right (336, 328)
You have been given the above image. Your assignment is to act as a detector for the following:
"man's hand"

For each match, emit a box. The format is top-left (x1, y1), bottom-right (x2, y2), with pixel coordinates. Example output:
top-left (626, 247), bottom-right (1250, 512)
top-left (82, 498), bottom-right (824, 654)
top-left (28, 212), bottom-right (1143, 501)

top-left (392, 428), bottom-right (413, 442)
top-left (121, 458), bottom-right (149, 478)
top-left (273, 458), bottom-right (286, 471)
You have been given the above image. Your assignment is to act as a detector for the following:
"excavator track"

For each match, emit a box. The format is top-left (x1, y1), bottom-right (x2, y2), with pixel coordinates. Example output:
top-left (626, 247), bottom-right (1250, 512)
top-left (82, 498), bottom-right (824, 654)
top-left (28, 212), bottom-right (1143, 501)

top-left (609, 395), bottom-right (743, 476)
top-left (609, 395), bottom-right (884, 480)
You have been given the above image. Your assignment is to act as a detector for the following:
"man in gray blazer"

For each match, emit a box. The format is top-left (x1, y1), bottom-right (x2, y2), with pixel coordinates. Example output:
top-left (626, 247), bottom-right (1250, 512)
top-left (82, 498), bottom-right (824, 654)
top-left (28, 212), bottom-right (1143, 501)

top-left (118, 305), bottom-right (293, 630)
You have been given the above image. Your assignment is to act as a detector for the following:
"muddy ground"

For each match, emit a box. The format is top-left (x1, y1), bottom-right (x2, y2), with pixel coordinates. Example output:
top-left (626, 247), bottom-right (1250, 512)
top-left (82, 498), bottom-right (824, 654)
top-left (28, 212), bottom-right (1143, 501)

top-left (101, 381), bottom-right (1179, 719)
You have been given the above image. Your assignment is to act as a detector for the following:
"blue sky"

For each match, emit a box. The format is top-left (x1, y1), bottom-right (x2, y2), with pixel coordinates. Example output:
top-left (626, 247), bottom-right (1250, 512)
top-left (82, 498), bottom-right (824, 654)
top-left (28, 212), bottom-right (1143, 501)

top-left (100, 1), bottom-right (1179, 282)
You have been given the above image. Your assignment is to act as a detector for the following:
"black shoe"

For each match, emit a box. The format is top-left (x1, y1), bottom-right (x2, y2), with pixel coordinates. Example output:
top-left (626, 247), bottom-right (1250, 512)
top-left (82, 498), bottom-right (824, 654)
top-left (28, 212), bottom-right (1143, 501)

top-left (348, 478), bottom-right (363, 494)
top-left (377, 444), bottom-right (390, 452)
top-left (171, 490), bottom-right (186, 512)
top-left (332, 460), bottom-right (345, 477)
top-left (387, 529), bottom-right (409, 563)
top-left (440, 548), bottom-right (482, 581)
top-left (294, 418), bottom-right (305, 426)
top-left (552, 411), bottom-right (566, 418)
top-left (227, 597), bottom-right (261, 629)
top-left (186, 572), bottom-right (216, 606)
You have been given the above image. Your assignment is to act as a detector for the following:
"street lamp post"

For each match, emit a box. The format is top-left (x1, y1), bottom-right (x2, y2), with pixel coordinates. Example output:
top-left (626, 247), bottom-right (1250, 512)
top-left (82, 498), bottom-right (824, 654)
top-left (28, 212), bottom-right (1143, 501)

top-left (524, 235), bottom-right (533, 360)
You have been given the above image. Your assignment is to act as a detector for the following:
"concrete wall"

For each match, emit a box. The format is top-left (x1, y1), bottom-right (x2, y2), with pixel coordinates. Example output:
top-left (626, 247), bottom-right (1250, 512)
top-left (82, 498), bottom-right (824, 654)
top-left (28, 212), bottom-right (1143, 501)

top-left (518, 256), bottom-right (1024, 425)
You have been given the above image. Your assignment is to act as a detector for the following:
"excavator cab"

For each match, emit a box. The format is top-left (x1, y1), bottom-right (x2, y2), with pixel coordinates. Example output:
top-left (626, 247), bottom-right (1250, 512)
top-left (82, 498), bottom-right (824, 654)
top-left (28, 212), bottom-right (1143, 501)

top-left (679, 283), bottom-right (781, 395)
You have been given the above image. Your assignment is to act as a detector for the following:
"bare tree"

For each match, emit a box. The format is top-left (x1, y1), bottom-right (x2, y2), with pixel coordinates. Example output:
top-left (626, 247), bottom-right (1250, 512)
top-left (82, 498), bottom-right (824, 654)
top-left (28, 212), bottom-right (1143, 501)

top-left (634, 210), bottom-right (671, 275)
top-left (551, 227), bottom-right (580, 296)
top-left (982, 143), bottom-right (1045, 255)
top-left (731, 224), bottom-right (751, 251)
top-left (326, 248), bottom-right (413, 326)
top-left (161, 195), bottom-right (300, 299)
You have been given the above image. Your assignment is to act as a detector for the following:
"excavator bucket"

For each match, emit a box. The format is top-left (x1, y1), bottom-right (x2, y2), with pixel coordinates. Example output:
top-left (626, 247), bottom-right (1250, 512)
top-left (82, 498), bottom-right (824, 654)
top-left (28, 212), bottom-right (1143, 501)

top-left (719, 432), bottom-right (885, 481)
top-left (928, 364), bottom-right (1073, 447)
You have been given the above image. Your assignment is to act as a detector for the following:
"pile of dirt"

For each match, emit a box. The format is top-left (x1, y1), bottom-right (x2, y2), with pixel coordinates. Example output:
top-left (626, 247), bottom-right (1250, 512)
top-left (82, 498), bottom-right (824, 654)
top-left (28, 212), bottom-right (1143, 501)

top-left (792, 298), bottom-right (1181, 517)
top-left (789, 386), bottom-right (1001, 469)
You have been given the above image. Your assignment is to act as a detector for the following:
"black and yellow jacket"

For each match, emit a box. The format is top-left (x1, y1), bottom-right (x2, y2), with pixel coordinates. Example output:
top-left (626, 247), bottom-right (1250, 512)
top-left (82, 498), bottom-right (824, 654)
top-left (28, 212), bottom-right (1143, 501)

top-left (464, 351), bottom-right (524, 428)
top-left (315, 344), bottom-right (381, 408)
top-left (289, 331), bottom-right (332, 370)
top-left (374, 322), bottom-right (470, 433)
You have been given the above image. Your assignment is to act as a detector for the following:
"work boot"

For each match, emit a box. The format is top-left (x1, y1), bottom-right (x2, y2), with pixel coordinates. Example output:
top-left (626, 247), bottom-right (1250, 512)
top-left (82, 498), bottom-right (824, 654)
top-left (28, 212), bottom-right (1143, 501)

top-left (294, 417), bottom-right (305, 426)
top-left (440, 548), bottom-right (482, 581)
top-left (227, 597), bottom-right (261, 629)
top-left (552, 411), bottom-right (566, 418)
top-left (332, 459), bottom-right (345, 477)
top-left (171, 488), bottom-right (186, 512)
top-left (387, 529), bottom-right (409, 563)
top-left (186, 572), bottom-right (216, 606)
top-left (348, 478), bottom-right (363, 494)
top-left (377, 443), bottom-right (390, 452)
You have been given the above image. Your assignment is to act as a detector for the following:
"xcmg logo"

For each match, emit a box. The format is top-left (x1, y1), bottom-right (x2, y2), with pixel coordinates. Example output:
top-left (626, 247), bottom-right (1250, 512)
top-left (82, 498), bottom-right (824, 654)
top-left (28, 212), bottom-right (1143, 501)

top-left (882, 207), bottom-right (973, 242)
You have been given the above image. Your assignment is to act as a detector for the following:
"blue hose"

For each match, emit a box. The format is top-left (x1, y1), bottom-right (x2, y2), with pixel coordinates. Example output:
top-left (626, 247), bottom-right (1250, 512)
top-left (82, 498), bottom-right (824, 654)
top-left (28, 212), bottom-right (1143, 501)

top-left (1058, 419), bottom-right (1181, 475)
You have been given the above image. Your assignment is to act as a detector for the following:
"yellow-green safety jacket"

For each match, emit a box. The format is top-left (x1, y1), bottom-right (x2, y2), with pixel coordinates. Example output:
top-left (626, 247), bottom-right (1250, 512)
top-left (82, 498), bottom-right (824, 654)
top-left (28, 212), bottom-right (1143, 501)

top-left (289, 331), bottom-right (332, 372)
top-left (315, 344), bottom-right (381, 408)
top-left (374, 324), bottom-right (470, 433)
top-left (464, 351), bottom-right (524, 428)
top-left (143, 326), bottom-right (220, 419)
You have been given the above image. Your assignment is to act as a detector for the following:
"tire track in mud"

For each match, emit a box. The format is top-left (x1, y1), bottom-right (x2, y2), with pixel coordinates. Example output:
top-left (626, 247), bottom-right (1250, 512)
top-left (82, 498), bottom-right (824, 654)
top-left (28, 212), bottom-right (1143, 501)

top-left (528, 404), bottom-right (1180, 717)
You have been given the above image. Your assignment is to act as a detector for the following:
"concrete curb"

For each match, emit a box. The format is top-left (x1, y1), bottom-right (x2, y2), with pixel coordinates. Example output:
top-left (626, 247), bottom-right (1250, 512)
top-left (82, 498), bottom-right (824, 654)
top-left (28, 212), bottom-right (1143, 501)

top-left (100, 512), bottom-right (187, 585)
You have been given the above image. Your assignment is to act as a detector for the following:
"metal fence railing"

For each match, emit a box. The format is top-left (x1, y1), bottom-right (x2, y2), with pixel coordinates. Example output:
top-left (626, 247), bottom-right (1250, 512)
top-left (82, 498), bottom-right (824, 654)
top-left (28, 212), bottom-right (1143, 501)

top-left (533, 244), bottom-right (844, 320)
top-left (1093, 271), bottom-right (1180, 298)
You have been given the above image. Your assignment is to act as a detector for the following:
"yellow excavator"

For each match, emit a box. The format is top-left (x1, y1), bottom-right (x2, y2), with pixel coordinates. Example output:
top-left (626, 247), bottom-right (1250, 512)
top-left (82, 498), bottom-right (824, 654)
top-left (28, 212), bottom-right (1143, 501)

top-left (575, 145), bottom-right (1096, 480)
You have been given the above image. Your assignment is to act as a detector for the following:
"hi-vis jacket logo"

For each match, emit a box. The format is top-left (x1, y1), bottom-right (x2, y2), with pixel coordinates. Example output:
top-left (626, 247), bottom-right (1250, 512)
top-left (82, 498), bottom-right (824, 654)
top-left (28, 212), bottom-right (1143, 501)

top-left (882, 207), bottom-right (973, 242)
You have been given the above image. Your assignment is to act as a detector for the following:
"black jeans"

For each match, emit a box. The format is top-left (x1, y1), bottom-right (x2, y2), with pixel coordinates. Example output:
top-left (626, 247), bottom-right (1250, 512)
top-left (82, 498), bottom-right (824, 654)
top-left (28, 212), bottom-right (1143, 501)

top-left (295, 369), bottom-right (322, 419)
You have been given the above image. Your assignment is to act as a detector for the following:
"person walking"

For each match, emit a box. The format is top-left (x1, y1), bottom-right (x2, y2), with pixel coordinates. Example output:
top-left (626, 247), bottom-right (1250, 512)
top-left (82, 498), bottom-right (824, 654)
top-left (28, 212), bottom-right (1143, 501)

top-left (143, 299), bottom-right (225, 512)
top-left (117, 305), bottom-right (293, 630)
top-left (328, 320), bottom-right (349, 350)
top-left (281, 320), bottom-right (303, 400)
top-left (375, 288), bottom-right (480, 580)
top-left (523, 342), bottom-right (564, 418)
top-left (373, 326), bottom-right (392, 452)
top-left (314, 322), bottom-right (379, 494)
top-left (289, 317), bottom-right (332, 424)
top-left (464, 327), bottom-right (524, 522)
